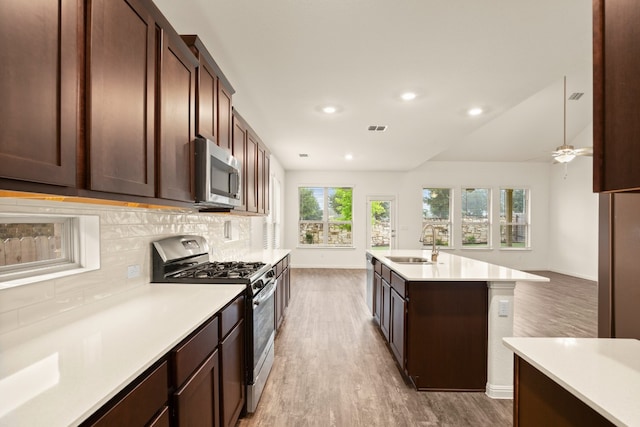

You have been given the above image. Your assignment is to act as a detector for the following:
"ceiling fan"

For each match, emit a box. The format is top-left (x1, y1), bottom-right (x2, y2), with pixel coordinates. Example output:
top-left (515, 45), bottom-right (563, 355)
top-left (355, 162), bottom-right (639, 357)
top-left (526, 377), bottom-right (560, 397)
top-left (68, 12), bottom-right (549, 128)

top-left (551, 76), bottom-right (593, 163)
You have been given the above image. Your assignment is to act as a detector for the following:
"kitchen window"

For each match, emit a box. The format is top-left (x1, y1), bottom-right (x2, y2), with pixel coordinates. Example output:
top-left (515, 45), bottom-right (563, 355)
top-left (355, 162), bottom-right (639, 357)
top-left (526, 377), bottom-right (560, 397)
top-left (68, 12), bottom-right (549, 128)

top-left (421, 188), bottom-right (452, 247)
top-left (461, 188), bottom-right (491, 248)
top-left (500, 188), bottom-right (530, 249)
top-left (0, 214), bottom-right (99, 288)
top-left (298, 187), bottom-right (353, 247)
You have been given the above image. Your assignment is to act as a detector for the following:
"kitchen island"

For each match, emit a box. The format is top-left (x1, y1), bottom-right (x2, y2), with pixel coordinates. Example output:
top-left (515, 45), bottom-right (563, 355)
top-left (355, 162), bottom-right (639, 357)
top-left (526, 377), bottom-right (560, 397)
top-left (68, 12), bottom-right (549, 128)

top-left (367, 250), bottom-right (549, 399)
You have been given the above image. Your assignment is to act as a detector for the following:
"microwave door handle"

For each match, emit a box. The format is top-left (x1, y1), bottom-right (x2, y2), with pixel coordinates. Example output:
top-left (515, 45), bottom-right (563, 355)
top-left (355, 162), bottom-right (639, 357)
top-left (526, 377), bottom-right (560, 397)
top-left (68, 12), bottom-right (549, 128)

top-left (230, 171), bottom-right (240, 197)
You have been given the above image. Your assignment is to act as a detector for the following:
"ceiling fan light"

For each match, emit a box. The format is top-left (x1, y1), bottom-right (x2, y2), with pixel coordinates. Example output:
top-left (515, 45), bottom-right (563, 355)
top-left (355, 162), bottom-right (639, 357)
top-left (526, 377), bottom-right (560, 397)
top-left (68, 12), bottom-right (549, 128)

top-left (555, 153), bottom-right (576, 163)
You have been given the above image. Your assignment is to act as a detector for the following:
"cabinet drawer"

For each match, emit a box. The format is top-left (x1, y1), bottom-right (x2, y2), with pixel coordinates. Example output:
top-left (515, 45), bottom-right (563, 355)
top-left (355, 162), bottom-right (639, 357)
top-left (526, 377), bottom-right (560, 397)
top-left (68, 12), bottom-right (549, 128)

top-left (283, 255), bottom-right (289, 269)
top-left (373, 258), bottom-right (382, 275)
top-left (87, 361), bottom-right (168, 427)
top-left (221, 295), bottom-right (245, 339)
top-left (391, 271), bottom-right (406, 296)
top-left (381, 264), bottom-right (392, 283)
top-left (172, 316), bottom-right (219, 388)
top-left (275, 259), bottom-right (283, 277)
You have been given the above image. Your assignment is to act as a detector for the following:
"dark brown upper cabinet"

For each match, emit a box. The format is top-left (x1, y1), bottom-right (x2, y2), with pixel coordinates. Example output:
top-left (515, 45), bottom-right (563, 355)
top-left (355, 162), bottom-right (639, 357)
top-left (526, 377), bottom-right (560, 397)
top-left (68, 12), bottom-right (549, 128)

top-left (232, 115), bottom-right (248, 212)
top-left (0, 0), bottom-right (79, 187)
top-left (156, 25), bottom-right (198, 202)
top-left (87, 0), bottom-right (157, 197)
top-left (593, 0), bottom-right (640, 192)
top-left (181, 36), bottom-right (235, 153)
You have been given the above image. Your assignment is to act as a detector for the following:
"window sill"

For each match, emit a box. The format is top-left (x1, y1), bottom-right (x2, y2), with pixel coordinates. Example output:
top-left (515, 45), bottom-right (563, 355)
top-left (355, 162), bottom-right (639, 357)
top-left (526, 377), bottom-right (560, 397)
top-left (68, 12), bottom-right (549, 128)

top-left (499, 247), bottom-right (532, 251)
top-left (460, 247), bottom-right (493, 251)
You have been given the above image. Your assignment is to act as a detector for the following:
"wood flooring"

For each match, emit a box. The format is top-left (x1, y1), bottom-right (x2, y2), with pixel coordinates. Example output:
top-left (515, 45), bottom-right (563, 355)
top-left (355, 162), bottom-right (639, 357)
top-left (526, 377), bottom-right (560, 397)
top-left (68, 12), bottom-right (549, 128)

top-left (238, 269), bottom-right (598, 427)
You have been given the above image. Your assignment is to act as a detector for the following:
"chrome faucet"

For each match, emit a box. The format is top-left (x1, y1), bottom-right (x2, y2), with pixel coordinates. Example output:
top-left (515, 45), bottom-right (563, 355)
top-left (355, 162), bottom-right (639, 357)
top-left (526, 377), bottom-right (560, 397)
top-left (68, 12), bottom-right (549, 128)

top-left (419, 223), bottom-right (440, 262)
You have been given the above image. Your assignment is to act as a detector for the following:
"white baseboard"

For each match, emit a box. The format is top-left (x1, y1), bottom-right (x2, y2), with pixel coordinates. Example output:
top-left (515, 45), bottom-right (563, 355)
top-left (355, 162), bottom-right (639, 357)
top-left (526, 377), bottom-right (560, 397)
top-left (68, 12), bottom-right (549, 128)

top-left (290, 264), bottom-right (364, 269)
top-left (485, 383), bottom-right (513, 399)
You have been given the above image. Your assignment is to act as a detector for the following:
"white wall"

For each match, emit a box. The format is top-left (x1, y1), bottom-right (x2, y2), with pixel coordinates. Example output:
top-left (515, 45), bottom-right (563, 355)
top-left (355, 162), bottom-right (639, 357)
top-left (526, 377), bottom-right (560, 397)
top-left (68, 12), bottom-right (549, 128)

top-left (548, 126), bottom-right (598, 280)
top-left (285, 162), bottom-right (551, 270)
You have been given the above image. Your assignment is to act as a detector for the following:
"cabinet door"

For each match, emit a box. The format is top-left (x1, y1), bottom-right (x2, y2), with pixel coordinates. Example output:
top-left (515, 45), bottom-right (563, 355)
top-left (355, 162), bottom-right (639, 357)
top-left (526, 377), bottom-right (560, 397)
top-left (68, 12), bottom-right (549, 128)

top-left (157, 28), bottom-right (196, 202)
top-left (390, 287), bottom-right (406, 369)
top-left (196, 61), bottom-right (218, 142)
top-left (373, 273), bottom-right (382, 325)
top-left (220, 319), bottom-right (245, 427)
top-left (87, 0), bottom-right (156, 196)
top-left (257, 146), bottom-right (266, 214)
top-left (245, 133), bottom-right (258, 213)
top-left (381, 279), bottom-right (391, 341)
top-left (275, 274), bottom-right (284, 330)
top-left (217, 84), bottom-right (233, 152)
top-left (0, 0), bottom-right (78, 186)
top-left (173, 350), bottom-right (220, 427)
top-left (232, 115), bottom-right (247, 211)
top-left (594, 0), bottom-right (640, 192)
top-left (284, 266), bottom-right (290, 309)
top-left (264, 155), bottom-right (270, 216)
top-left (85, 361), bottom-right (168, 426)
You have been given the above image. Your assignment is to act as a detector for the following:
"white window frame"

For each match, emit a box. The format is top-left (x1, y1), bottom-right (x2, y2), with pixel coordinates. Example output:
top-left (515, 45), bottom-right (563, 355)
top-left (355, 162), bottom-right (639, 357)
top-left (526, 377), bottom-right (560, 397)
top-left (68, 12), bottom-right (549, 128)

top-left (460, 187), bottom-right (492, 249)
top-left (0, 213), bottom-right (100, 289)
top-left (499, 187), bottom-right (531, 250)
top-left (421, 188), bottom-right (454, 249)
top-left (298, 186), bottom-right (354, 248)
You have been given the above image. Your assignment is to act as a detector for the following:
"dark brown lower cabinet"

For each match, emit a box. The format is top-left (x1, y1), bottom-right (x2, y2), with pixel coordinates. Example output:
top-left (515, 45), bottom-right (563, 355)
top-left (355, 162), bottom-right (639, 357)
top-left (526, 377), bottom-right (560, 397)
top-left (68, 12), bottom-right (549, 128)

top-left (81, 361), bottom-right (168, 426)
top-left (275, 255), bottom-right (291, 331)
top-left (373, 272), bottom-right (382, 325)
top-left (174, 350), bottom-right (220, 427)
top-left (220, 320), bottom-right (245, 427)
top-left (380, 279), bottom-right (391, 341)
top-left (514, 356), bottom-right (614, 426)
top-left (389, 287), bottom-right (406, 367)
top-left (371, 257), bottom-right (488, 392)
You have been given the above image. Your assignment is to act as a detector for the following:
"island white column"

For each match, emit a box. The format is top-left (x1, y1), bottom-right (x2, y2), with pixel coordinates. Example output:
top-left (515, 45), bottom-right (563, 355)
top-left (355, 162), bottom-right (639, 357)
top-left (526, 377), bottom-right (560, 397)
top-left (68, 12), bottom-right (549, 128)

top-left (486, 280), bottom-right (516, 399)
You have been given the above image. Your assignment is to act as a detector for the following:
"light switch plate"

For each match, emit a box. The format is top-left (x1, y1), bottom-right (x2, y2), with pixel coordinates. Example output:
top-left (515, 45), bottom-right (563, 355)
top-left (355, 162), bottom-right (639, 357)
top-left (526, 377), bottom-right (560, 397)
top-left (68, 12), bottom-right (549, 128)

top-left (498, 300), bottom-right (510, 317)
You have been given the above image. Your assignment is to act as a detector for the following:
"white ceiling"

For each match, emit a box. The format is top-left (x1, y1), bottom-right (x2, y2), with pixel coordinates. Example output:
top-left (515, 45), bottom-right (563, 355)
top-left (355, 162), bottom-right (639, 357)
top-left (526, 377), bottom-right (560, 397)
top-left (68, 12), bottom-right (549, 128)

top-left (154, 0), bottom-right (593, 171)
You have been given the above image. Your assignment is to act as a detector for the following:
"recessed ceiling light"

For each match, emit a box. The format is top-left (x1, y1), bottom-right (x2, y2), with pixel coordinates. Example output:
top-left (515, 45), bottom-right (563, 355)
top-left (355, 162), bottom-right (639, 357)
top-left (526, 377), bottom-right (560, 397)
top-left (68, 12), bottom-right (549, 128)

top-left (345, 154), bottom-right (353, 161)
top-left (401, 92), bottom-right (417, 101)
top-left (322, 106), bottom-right (337, 114)
top-left (467, 107), bottom-right (483, 116)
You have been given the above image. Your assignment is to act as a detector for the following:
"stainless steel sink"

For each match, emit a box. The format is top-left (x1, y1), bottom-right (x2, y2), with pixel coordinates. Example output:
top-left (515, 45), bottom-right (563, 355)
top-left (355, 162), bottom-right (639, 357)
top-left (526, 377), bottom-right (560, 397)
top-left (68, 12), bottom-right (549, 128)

top-left (386, 256), bottom-right (432, 264)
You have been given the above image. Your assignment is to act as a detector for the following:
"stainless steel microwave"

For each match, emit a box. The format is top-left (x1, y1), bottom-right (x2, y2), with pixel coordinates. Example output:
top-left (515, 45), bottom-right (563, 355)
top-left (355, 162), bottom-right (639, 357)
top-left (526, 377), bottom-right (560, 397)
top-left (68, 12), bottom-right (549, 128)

top-left (194, 136), bottom-right (242, 209)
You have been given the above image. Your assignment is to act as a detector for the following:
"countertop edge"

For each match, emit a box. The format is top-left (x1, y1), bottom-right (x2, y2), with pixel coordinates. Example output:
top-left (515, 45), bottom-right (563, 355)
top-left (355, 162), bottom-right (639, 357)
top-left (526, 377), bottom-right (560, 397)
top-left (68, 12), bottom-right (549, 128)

top-left (503, 337), bottom-right (638, 427)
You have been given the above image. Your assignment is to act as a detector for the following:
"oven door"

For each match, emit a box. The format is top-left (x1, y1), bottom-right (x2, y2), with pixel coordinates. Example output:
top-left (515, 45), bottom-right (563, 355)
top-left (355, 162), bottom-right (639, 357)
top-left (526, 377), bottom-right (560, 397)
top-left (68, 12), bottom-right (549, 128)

top-left (252, 278), bottom-right (276, 376)
top-left (248, 277), bottom-right (277, 413)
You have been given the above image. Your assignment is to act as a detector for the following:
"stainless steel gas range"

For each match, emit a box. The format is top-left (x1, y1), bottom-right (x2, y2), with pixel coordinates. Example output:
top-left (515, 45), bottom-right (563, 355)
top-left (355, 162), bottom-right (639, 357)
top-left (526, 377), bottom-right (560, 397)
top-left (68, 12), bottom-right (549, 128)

top-left (152, 235), bottom-right (277, 413)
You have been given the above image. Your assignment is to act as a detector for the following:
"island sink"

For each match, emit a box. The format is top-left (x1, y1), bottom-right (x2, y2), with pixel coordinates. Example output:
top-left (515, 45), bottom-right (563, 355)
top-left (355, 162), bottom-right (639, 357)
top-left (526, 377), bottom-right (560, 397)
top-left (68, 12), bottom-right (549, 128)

top-left (386, 256), bottom-right (432, 264)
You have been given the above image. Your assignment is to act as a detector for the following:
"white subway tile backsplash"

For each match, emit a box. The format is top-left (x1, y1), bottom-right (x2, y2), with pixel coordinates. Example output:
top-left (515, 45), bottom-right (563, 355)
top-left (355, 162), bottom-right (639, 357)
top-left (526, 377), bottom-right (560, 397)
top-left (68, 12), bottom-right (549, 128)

top-left (0, 282), bottom-right (55, 313)
top-left (0, 310), bottom-right (18, 334)
top-left (0, 198), bottom-right (253, 334)
top-left (18, 290), bottom-right (84, 327)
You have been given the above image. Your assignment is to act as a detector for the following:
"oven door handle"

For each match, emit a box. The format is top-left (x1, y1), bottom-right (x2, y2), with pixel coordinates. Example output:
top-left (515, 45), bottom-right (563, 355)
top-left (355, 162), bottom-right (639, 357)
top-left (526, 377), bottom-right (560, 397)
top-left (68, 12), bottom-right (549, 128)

top-left (253, 278), bottom-right (277, 307)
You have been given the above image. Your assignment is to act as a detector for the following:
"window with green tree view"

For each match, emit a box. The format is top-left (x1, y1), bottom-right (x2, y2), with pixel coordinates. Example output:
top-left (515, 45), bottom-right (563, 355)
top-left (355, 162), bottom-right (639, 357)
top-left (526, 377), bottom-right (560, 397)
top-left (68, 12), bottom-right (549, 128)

top-left (422, 188), bottom-right (452, 247)
top-left (500, 188), bottom-right (529, 248)
top-left (299, 187), bottom-right (353, 246)
top-left (461, 188), bottom-right (490, 248)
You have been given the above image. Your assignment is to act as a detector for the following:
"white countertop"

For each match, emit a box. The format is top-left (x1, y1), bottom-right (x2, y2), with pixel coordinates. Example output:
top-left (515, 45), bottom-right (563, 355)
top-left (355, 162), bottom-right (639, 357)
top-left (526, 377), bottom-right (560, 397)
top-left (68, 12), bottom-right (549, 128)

top-left (503, 337), bottom-right (640, 426)
top-left (246, 249), bottom-right (291, 266)
top-left (369, 250), bottom-right (549, 282)
top-left (0, 283), bottom-right (246, 427)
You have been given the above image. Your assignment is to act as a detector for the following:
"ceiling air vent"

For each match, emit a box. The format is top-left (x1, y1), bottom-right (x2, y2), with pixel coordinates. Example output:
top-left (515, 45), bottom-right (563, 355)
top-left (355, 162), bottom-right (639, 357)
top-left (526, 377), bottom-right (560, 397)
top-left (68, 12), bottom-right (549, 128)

top-left (368, 125), bottom-right (388, 132)
top-left (299, 153), bottom-right (309, 158)
top-left (568, 92), bottom-right (584, 101)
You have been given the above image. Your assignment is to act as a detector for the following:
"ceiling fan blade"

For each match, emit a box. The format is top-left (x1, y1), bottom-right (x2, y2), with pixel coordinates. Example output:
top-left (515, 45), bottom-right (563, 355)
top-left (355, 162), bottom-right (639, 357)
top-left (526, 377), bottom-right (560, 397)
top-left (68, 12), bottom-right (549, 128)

top-left (574, 147), bottom-right (593, 156)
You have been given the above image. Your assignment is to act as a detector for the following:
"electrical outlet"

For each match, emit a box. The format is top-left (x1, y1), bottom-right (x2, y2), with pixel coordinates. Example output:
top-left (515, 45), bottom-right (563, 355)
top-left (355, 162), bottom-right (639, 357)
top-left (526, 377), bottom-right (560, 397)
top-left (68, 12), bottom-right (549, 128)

top-left (498, 300), bottom-right (510, 317)
top-left (127, 264), bottom-right (141, 279)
